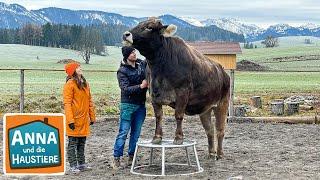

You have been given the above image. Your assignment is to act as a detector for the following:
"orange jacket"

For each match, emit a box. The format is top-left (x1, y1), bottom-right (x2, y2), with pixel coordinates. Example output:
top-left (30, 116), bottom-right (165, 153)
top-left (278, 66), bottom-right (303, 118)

top-left (63, 79), bottom-right (96, 137)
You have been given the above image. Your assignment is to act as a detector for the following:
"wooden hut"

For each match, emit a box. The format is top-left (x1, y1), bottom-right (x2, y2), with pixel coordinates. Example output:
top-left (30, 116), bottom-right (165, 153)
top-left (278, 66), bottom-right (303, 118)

top-left (187, 41), bottom-right (242, 118)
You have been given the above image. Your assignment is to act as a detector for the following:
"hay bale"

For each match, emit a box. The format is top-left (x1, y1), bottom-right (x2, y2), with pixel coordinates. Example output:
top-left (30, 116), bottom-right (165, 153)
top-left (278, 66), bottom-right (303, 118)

top-left (236, 60), bottom-right (268, 71)
top-left (57, 59), bottom-right (80, 64)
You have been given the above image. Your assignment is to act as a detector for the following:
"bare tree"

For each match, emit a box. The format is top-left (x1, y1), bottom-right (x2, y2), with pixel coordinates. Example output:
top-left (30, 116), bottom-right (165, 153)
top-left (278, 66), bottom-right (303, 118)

top-left (261, 36), bottom-right (279, 48)
top-left (78, 27), bottom-right (105, 64)
top-left (79, 29), bottom-right (94, 64)
top-left (79, 48), bottom-right (92, 64)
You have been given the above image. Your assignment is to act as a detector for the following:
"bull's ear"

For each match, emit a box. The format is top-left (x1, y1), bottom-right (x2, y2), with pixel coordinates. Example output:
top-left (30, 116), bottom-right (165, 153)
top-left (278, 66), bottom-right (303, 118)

top-left (162, 24), bottom-right (177, 37)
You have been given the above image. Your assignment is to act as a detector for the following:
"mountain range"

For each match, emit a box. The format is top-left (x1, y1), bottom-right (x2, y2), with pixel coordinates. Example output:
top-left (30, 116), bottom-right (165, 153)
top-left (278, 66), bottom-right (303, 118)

top-left (181, 17), bottom-right (320, 41)
top-left (1, 2), bottom-right (320, 42)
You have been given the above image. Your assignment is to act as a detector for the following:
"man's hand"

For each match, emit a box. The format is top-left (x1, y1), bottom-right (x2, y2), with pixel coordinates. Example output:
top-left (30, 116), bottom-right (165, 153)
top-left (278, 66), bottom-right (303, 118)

top-left (140, 79), bottom-right (148, 89)
top-left (68, 123), bottom-right (75, 130)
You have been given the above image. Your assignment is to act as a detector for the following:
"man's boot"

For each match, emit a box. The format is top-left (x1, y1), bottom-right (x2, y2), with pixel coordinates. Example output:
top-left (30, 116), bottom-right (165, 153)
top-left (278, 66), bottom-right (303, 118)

top-left (112, 157), bottom-right (121, 170)
top-left (127, 155), bottom-right (134, 167)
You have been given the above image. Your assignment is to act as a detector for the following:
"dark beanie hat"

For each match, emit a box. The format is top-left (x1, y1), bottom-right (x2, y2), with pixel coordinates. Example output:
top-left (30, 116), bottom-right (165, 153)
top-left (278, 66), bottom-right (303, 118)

top-left (122, 46), bottom-right (135, 62)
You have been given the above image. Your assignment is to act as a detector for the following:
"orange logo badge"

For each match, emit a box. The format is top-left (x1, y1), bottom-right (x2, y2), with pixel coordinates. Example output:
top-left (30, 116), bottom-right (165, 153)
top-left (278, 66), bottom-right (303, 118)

top-left (3, 113), bottom-right (65, 175)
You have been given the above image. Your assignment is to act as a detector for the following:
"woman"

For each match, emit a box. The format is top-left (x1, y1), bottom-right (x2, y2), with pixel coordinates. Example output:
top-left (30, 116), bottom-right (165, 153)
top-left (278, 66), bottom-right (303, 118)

top-left (63, 62), bottom-right (96, 174)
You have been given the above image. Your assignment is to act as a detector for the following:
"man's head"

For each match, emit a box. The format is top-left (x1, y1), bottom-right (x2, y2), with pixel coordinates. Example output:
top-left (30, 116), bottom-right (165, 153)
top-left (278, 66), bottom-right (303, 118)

top-left (122, 46), bottom-right (136, 63)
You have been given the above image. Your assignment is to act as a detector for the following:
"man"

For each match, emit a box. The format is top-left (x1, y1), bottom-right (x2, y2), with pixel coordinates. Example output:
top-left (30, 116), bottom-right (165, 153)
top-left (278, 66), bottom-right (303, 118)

top-left (113, 46), bottom-right (148, 169)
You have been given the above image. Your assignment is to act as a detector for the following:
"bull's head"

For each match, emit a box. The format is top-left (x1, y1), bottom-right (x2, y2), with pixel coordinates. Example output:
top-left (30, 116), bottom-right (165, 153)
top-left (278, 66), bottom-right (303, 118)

top-left (122, 18), bottom-right (177, 58)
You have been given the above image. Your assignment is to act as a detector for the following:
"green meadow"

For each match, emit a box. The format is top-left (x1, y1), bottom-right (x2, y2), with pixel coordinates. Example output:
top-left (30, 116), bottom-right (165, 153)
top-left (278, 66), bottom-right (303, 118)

top-left (239, 36), bottom-right (320, 71)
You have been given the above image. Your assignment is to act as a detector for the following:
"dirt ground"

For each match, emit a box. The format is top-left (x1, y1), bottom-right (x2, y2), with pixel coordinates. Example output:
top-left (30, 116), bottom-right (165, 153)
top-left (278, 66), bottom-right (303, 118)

top-left (0, 116), bottom-right (319, 180)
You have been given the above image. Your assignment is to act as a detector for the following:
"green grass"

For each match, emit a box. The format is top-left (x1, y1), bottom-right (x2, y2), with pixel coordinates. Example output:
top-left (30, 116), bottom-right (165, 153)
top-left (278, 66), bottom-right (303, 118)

top-left (238, 45), bottom-right (320, 62)
top-left (1, 70), bottom-right (319, 95)
top-left (235, 71), bottom-right (320, 94)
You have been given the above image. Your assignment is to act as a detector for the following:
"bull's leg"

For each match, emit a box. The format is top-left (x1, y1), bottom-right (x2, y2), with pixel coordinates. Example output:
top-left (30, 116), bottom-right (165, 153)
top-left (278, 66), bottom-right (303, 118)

top-left (173, 93), bottom-right (188, 145)
top-left (199, 108), bottom-right (217, 159)
top-left (213, 95), bottom-right (229, 159)
top-left (173, 112), bottom-right (184, 145)
top-left (151, 103), bottom-right (163, 144)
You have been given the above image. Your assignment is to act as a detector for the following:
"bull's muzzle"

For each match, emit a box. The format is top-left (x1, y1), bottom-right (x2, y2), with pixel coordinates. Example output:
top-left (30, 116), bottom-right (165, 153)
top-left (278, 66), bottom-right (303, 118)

top-left (122, 31), bottom-right (133, 45)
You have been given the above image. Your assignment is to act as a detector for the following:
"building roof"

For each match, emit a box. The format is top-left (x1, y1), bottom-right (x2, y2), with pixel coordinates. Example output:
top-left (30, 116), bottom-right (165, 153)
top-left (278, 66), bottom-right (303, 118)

top-left (187, 41), bottom-right (242, 55)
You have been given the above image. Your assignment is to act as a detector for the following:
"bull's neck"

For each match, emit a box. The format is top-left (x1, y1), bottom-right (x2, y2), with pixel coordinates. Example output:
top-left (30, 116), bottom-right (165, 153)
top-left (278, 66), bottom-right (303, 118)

top-left (136, 45), bottom-right (161, 63)
top-left (142, 36), bottom-right (171, 66)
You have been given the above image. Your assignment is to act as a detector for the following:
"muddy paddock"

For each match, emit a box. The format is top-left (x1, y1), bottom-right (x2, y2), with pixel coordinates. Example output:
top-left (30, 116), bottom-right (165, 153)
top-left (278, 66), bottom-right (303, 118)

top-left (0, 116), bottom-right (319, 179)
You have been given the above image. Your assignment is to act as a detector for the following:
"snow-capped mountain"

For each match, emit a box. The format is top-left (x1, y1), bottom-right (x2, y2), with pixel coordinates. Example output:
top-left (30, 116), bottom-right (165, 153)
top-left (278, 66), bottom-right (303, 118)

top-left (179, 17), bottom-right (204, 27)
top-left (268, 24), bottom-right (292, 34)
top-left (0, 2), bottom-right (47, 28)
top-left (199, 17), bottom-right (320, 41)
top-left (0, 2), bottom-right (202, 29)
top-left (201, 18), bottom-right (264, 36)
top-left (298, 23), bottom-right (320, 32)
top-left (158, 14), bottom-right (195, 28)
top-left (248, 23), bottom-right (320, 41)
top-left (33, 7), bottom-right (141, 27)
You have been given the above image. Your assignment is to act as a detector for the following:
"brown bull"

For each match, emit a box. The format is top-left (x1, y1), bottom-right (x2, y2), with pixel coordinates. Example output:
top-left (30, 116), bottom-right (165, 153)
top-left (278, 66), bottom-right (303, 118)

top-left (122, 18), bottom-right (230, 159)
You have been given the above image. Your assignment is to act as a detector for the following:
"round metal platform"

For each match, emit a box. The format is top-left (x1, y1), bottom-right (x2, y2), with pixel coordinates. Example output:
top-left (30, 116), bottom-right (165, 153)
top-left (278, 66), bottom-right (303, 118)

top-left (130, 139), bottom-right (204, 176)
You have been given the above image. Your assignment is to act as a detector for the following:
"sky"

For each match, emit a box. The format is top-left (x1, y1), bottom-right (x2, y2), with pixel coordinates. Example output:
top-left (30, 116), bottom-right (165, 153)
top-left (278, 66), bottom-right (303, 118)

top-left (2, 0), bottom-right (320, 28)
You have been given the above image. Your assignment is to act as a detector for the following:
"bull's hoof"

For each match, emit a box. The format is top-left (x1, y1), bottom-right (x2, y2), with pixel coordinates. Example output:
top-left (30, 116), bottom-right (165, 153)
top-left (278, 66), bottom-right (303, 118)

top-left (208, 153), bottom-right (218, 160)
top-left (173, 138), bottom-right (183, 145)
top-left (217, 151), bottom-right (224, 160)
top-left (151, 137), bottom-right (162, 144)
top-left (217, 153), bottom-right (224, 160)
top-left (209, 153), bottom-right (223, 161)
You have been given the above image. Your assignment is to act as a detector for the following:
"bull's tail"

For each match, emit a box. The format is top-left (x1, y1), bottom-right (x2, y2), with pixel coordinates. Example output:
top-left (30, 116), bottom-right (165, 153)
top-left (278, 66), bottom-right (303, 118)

top-left (145, 61), bottom-right (152, 95)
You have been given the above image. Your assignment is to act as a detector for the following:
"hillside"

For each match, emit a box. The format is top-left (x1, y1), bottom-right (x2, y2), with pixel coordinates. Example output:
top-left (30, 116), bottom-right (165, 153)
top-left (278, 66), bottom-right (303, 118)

top-left (0, 44), bottom-right (122, 70)
top-left (238, 36), bottom-right (320, 71)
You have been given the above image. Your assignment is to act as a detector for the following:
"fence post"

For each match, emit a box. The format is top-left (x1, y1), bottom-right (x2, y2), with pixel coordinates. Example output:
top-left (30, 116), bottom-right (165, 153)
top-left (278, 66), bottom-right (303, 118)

top-left (20, 69), bottom-right (24, 113)
top-left (229, 69), bottom-right (235, 120)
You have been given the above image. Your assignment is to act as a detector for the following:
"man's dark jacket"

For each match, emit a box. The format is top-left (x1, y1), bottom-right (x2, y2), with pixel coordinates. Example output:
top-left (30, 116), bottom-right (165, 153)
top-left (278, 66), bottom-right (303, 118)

top-left (117, 59), bottom-right (147, 105)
